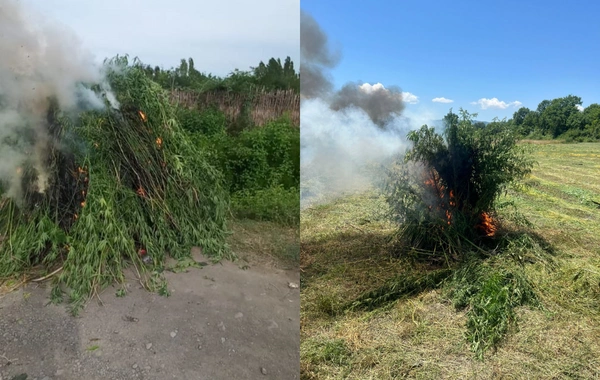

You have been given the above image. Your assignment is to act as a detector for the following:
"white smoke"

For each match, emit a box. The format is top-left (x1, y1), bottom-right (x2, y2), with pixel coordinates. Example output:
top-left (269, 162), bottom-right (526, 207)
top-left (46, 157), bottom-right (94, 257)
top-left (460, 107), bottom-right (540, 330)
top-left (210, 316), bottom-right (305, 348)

top-left (301, 96), bottom-right (437, 208)
top-left (0, 0), bottom-right (119, 202)
top-left (300, 11), bottom-right (435, 208)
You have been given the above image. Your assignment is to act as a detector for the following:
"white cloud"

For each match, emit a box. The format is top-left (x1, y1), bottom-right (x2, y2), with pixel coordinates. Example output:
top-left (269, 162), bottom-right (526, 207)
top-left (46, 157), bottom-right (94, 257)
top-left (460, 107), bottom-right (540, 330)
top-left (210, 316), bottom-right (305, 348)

top-left (402, 92), bottom-right (419, 104)
top-left (576, 104), bottom-right (584, 111)
top-left (359, 83), bottom-right (386, 94)
top-left (432, 97), bottom-right (453, 104)
top-left (471, 98), bottom-right (522, 110)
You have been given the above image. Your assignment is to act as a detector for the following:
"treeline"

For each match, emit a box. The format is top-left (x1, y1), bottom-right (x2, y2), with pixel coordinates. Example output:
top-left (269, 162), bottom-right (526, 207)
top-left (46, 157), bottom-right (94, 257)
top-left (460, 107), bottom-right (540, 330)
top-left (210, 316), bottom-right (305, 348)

top-left (508, 95), bottom-right (600, 142)
top-left (139, 56), bottom-right (300, 93)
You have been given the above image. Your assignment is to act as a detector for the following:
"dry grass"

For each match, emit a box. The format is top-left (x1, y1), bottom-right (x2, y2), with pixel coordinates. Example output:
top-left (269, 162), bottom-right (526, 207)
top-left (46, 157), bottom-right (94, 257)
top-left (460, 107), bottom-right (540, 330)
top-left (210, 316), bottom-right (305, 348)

top-left (300, 143), bottom-right (600, 379)
top-left (520, 139), bottom-right (565, 145)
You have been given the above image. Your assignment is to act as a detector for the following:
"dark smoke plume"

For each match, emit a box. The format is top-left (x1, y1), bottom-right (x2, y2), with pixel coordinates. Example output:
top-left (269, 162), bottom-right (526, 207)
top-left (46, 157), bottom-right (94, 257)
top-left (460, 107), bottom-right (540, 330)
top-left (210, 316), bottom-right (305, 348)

top-left (300, 10), bottom-right (405, 128)
top-left (300, 10), bottom-right (340, 99)
top-left (301, 11), bottom-right (416, 208)
top-left (330, 82), bottom-right (405, 128)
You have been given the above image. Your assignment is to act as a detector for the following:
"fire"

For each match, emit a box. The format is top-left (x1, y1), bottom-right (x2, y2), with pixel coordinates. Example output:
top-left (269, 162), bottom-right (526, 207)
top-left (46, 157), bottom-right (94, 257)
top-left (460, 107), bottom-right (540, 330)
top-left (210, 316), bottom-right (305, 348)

top-left (423, 169), bottom-right (497, 237)
top-left (478, 212), bottom-right (497, 237)
top-left (156, 137), bottom-right (163, 148)
top-left (137, 187), bottom-right (146, 197)
top-left (80, 201), bottom-right (86, 208)
top-left (424, 170), bottom-right (454, 225)
top-left (138, 110), bottom-right (147, 122)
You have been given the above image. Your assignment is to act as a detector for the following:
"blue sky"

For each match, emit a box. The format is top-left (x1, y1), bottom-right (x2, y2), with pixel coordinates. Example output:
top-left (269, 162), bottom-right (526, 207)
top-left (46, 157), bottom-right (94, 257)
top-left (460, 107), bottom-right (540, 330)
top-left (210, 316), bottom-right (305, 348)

top-left (301, 0), bottom-right (600, 121)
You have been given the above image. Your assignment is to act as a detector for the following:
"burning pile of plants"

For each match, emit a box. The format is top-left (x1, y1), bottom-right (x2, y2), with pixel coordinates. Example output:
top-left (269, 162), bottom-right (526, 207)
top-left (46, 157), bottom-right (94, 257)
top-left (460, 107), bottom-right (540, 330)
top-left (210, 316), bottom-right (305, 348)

top-left (0, 57), bottom-right (229, 310)
top-left (387, 109), bottom-right (534, 260)
top-left (369, 109), bottom-right (554, 358)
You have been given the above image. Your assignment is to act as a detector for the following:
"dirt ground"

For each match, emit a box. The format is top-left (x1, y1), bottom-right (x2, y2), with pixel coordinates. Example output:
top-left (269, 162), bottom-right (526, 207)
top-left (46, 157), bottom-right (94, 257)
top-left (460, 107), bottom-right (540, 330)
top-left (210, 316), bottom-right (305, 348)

top-left (0, 248), bottom-right (299, 380)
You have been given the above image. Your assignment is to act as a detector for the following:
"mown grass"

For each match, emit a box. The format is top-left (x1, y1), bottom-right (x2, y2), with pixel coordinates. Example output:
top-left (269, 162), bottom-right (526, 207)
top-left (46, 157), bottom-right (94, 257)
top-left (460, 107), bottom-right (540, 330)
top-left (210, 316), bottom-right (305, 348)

top-left (300, 142), bottom-right (600, 379)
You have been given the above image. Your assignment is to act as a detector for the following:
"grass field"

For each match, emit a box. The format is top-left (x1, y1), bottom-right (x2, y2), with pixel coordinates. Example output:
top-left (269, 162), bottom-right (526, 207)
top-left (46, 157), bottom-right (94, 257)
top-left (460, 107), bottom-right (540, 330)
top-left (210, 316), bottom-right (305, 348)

top-left (300, 142), bottom-right (600, 379)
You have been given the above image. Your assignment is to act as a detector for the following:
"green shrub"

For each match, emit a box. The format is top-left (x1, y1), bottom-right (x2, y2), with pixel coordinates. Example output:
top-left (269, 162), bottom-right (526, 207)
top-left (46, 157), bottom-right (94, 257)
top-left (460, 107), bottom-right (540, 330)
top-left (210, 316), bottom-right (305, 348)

top-left (226, 118), bottom-right (299, 192)
top-left (177, 106), bottom-right (226, 136)
top-left (560, 125), bottom-right (600, 143)
top-left (231, 186), bottom-right (299, 226)
top-left (187, 116), bottom-right (299, 194)
top-left (182, 112), bottom-right (299, 225)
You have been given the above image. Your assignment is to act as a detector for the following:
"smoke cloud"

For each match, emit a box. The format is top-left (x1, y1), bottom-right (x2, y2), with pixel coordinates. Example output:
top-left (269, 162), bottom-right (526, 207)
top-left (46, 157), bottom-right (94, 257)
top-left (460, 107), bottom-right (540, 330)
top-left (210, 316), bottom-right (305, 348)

top-left (300, 11), bottom-right (429, 208)
top-left (0, 0), bottom-right (118, 202)
top-left (330, 82), bottom-right (405, 128)
top-left (300, 10), bottom-right (340, 99)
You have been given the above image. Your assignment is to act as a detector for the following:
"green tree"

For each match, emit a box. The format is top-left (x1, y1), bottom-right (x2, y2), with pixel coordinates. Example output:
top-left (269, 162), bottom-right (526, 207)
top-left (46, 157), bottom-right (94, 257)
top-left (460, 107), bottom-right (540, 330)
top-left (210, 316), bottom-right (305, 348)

top-left (253, 56), bottom-right (300, 92)
top-left (540, 95), bottom-right (582, 137)
top-left (512, 107), bottom-right (534, 136)
top-left (537, 99), bottom-right (551, 114)
top-left (512, 107), bottom-right (531, 126)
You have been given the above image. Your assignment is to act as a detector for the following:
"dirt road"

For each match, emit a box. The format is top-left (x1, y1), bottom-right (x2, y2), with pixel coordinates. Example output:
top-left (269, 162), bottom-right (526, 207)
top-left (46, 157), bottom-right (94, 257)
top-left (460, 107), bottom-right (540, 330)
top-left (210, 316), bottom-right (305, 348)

top-left (0, 249), bottom-right (299, 380)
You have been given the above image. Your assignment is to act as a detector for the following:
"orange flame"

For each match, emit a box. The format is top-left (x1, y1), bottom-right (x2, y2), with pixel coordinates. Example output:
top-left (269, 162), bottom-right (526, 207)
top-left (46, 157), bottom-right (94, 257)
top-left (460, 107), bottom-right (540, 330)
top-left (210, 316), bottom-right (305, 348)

top-left (80, 201), bottom-right (86, 208)
top-left (424, 170), bottom-right (497, 236)
top-left (425, 170), bottom-right (455, 225)
top-left (156, 137), bottom-right (162, 148)
top-left (138, 110), bottom-right (147, 122)
top-left (479, 212), bottom-right (496, 237)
